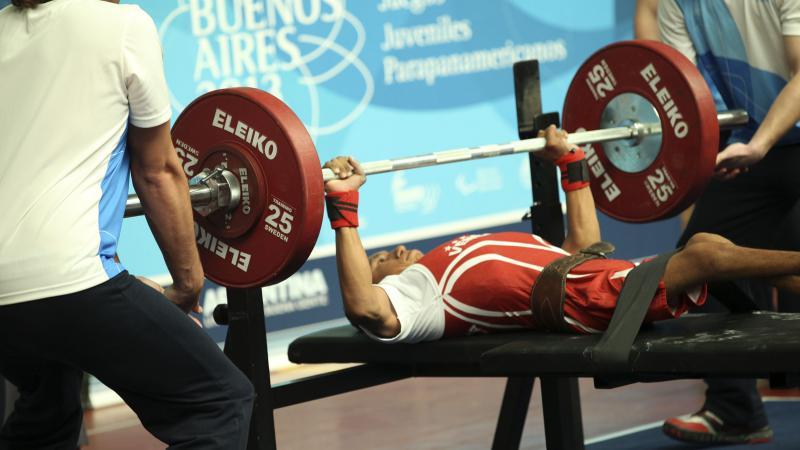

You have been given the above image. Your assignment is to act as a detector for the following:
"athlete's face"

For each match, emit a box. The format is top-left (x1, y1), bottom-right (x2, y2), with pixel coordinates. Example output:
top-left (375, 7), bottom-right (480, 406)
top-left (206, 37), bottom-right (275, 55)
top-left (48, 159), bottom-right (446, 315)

top-left (368, 245), bottom-right (424, 283)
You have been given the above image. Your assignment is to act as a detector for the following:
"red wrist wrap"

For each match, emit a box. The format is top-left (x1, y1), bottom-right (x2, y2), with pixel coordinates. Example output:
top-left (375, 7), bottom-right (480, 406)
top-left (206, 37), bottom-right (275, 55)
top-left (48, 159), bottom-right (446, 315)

top-left (554, 147), bottom-right (590, 192)
top-left (326, 191), bottom-right (359, 229)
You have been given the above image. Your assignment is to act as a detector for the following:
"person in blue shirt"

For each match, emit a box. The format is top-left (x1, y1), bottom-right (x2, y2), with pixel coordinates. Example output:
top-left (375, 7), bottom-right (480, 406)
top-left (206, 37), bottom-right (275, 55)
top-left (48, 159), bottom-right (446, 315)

top-left (636, 0), bottom-right (800, 445)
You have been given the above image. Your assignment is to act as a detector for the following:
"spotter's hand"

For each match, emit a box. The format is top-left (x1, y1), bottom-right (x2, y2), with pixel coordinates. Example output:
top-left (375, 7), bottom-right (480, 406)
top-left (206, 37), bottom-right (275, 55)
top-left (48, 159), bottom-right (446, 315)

top-left (537, 125), bottom-right (573, 162)
top-left (136, 275), bottom-right (165, 294)
top-left (136, 275), bottom-right (203, 327)
top-left (714, 142), bottom-right (765, 180)
top-left (324, 156), bottom-right (366, 193)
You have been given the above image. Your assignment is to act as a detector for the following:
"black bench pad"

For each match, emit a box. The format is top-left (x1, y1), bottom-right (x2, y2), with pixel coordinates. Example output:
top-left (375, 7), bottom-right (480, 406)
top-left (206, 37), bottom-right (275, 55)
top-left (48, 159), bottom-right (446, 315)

top-left (481, 312), bottom-right (800, 377)
top-left (288, 325), bottom-right (531, 368)
top-left (289, 313), bottom-right (800, 379)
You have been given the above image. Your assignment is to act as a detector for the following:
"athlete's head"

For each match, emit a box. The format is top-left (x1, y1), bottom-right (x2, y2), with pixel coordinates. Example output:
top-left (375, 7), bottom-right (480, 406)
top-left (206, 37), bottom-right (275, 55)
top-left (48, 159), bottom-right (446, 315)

top-left (368, 245), bottom-right (424, 283)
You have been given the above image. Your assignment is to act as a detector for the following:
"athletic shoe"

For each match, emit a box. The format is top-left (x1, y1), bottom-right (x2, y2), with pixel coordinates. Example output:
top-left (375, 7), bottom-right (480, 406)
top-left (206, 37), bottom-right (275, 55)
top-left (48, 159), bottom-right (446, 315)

top-left (662, 409), bottom-right (774, 444)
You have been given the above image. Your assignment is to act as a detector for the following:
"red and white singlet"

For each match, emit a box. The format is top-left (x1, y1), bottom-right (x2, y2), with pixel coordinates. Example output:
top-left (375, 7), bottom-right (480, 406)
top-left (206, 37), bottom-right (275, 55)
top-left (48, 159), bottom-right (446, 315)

top-left (370, 232), bottom-right (706, 343)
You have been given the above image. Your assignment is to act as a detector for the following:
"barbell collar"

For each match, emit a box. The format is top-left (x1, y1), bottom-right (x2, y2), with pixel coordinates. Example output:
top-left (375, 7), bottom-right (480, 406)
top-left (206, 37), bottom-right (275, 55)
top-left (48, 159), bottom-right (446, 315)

top-left (321, 109), bottom-right (747, 182)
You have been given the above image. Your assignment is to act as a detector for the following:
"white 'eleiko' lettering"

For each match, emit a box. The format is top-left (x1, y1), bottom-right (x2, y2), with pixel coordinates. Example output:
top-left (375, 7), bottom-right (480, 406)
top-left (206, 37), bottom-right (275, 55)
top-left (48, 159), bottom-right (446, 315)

top-left (212, 108), bottom-right (278, 159)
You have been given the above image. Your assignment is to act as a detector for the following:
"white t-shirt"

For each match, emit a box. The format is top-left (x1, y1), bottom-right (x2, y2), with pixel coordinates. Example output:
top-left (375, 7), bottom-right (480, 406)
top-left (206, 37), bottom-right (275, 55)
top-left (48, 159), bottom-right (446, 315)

top-left (0, 0), bottom-right (171, 305)
top-left (365, 265), bottom-right (444, 343)
top-left (658, 0), bottom-right (800, 144)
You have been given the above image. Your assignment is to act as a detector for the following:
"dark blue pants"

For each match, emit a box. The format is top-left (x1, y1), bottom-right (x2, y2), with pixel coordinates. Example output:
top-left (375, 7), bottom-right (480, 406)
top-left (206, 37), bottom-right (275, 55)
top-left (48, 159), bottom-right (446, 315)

top-left (0, 379), bottom-right (4, 425)
top-left (0, 272), bottom-right (254, 449)
top-left (679, 143), bottom-right (800, 428)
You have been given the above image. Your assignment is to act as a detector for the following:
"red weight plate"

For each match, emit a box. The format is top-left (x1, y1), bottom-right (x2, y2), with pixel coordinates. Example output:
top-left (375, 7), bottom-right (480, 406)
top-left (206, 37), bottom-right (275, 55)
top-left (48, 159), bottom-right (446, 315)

top-left (563, 40), bottom-right (718, 223)
top-left (172, 88), bottom-right (324, 288)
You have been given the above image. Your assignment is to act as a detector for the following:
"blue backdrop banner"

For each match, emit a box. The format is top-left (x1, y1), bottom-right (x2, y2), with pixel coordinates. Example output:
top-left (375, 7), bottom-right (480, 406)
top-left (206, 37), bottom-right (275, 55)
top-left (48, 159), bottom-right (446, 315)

top-left (117, 0), bottom-right (643, 276)
top-left (2, 0), bottom-right (683, 339)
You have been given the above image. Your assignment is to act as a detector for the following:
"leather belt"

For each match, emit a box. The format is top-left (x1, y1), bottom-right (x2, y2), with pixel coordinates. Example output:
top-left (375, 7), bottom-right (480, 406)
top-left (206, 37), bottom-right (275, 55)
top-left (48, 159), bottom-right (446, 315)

top-left (530, 241), bottom-right (615, 332)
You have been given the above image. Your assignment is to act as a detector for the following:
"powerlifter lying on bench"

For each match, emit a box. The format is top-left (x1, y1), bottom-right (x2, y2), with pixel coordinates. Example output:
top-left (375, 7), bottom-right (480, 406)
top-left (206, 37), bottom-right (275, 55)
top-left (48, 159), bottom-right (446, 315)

top-left (323, 126), bottom-right (800, 341)
top-left (275, 125), bottom-right (800, 450)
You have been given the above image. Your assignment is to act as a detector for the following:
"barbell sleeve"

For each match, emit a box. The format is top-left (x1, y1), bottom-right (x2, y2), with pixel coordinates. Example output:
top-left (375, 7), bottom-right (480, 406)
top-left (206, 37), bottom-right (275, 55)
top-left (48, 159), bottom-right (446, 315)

top-left (717, 109), bottom-right (749, 128)
top-left (124, 184), bottom-right (213, 218)
top-left (124, 167), bottom-right (241, 218)
top-left (321, 109), bottom-right (748, 182)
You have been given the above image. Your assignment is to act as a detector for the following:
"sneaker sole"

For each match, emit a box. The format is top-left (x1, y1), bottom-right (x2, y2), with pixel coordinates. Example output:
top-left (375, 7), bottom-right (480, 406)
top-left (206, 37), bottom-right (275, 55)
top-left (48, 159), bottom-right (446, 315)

top-left (662, 422), bottom-right (773, 445)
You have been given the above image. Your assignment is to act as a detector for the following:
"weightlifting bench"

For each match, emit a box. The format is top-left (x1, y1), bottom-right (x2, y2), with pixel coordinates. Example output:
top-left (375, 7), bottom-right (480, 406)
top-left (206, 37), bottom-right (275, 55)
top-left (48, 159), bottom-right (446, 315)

top-left (214, 59), bottom-right (800, 450)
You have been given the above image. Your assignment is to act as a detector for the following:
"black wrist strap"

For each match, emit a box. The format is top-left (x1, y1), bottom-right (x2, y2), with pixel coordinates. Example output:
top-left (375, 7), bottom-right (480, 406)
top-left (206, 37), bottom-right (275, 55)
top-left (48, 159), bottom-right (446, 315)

top-left (564, 159), bottom-right (590, 183)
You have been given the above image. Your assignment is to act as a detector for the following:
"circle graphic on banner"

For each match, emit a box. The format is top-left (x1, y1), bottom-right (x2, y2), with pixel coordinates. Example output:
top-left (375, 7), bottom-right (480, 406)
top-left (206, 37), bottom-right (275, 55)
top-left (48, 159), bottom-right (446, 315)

top-left (157, 1), bottom-right (374, 140)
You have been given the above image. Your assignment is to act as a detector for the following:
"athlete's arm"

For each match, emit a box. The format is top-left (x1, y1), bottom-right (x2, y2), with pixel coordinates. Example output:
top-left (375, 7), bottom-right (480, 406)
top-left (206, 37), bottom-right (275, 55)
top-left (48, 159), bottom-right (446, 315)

top-left (128, 122), bottom-right (205, 315)
top-left (634, 0), bottom-right (660, 40)
top-left (657, 0), bottom-right (697, 63)
top-left (715, 36), bottom-right (800, 177)
top-left (536, 126), bottom-right (602, 253)
top-left (325, 157), bottom-right (401, 338)
top-left (562, 186), bottom-right (601, 254)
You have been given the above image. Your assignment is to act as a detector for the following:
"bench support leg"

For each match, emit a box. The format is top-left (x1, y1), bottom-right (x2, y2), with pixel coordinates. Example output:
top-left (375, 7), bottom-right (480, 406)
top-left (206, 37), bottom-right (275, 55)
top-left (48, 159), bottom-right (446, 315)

top-left (491, 377), bottom-right (534, 450)
top-left (541, 377), bottom-right (584, 450)
top-left (225, 287), bottom-right (277, 450)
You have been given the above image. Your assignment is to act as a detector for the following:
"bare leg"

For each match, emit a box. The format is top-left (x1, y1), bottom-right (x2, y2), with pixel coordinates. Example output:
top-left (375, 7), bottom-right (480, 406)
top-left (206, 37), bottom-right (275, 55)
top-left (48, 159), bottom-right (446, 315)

top-left (664, 233), bottom-right (800, 295)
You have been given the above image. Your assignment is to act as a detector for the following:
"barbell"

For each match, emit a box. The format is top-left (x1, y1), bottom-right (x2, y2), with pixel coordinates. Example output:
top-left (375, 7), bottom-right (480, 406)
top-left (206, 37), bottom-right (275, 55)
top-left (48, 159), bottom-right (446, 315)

top-left (123, 40), bottom-right (748, 289)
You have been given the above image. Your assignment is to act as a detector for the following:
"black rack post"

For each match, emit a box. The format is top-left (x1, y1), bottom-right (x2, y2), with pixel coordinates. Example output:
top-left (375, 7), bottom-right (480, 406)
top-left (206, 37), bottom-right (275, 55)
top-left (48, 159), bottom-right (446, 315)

top-left (224, 287), bottom-right (276, 450)
top-left (513, 59), bottom-right (585, 450)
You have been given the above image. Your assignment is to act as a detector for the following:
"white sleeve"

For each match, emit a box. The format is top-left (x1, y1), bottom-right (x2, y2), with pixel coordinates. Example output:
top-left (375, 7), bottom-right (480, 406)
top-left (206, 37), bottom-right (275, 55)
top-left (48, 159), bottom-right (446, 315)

top-left (360, 283), bottom-right (418, 343)
top-left (779, 0), bottom-right (800, 36)
top-left (360, 266), bottom-right (444, 343)
top-left (658, 0), bottom-right (697, 65)
top-left (122, 6), bottom-right (171, 128)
